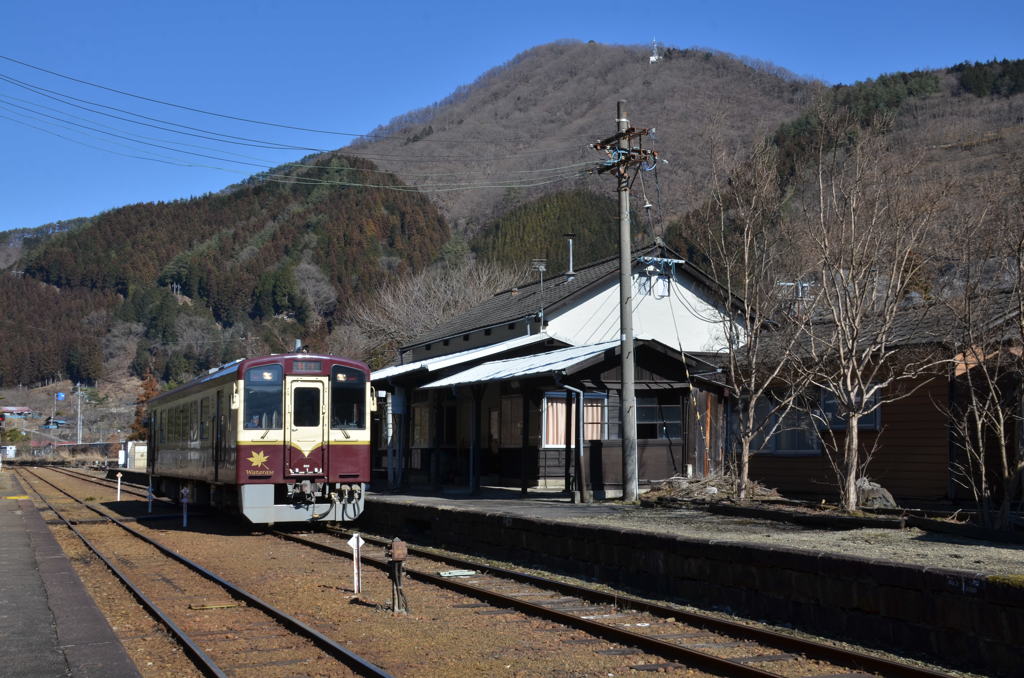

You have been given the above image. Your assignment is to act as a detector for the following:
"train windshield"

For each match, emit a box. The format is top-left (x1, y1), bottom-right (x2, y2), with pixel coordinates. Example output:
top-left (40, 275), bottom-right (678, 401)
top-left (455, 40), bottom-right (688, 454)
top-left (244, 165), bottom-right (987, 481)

top-left (244, 364), bottom-right (283, 429)
top-left (331, 365), bottom-right (365, 429)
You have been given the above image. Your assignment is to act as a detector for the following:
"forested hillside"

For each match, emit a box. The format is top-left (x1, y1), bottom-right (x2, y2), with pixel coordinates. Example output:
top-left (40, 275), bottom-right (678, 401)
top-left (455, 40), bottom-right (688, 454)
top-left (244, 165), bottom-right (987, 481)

top-left (472, 189), bottom-right (626, 271)
top-left (2, 155), bottom-right (447, 386)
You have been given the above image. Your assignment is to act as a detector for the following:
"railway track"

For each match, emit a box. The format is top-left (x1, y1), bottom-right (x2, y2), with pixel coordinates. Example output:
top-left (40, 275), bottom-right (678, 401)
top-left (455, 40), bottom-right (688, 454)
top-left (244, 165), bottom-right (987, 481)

top-left (51, 466), bottom-right (151, 496)
top-left (273, 527), bottom-right (958, 678)
top-left (17, 467), bottom-right (393, 678)
top-left (26, 465), bottom-right (964, 677)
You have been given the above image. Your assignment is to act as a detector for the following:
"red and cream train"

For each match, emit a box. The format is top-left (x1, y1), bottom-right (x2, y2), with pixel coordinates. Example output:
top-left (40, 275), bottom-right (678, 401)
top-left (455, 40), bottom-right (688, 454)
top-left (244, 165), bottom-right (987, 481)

top-left (147, 353), bottom-right (373, 523)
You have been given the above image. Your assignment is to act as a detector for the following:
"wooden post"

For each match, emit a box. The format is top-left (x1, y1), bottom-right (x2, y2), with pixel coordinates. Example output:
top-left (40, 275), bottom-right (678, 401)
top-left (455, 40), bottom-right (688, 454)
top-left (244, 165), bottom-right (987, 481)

top-left (469, 385), bottom-right (482, 495)
top-left (520, 391), bottom-right (530, 496)
top-left (565, 389), bottom-right (573, 498)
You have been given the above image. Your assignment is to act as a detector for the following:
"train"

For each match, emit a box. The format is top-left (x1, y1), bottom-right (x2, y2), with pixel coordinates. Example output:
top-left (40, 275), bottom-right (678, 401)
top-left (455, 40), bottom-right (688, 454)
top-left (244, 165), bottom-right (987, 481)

top-left (147, 353), bottom-right (373, 524)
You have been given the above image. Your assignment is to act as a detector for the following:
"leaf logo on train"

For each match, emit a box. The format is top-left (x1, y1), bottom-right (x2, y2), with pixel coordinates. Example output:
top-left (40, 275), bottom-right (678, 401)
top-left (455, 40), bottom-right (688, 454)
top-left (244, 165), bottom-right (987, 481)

top-left (246, 450), bottom-right (274, 476)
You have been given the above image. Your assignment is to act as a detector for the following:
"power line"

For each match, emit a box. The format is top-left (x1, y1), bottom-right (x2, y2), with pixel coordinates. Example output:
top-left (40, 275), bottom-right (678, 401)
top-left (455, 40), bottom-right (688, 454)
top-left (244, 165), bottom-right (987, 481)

top-left (0, 70), bottom-right (592, 166)
top-left (0, 55), bottom-right (594, 148)
top-left (0, 91), bottom-right (594, 179)
top-left (0, 102), bottom-right (589, 191)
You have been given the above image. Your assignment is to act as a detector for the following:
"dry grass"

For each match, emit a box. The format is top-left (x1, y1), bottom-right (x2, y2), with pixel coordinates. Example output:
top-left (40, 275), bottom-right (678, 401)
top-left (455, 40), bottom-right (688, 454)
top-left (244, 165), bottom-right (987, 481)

top-left (642, 473), bottom-right (783, 505)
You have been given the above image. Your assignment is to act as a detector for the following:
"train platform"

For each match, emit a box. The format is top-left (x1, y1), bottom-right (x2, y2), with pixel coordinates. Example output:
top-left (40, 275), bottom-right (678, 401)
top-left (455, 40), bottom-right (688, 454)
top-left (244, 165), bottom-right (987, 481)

top-left (361, 485), bottom-right (1022, 676)
top-left (0, 470), bottom-right (140, 678)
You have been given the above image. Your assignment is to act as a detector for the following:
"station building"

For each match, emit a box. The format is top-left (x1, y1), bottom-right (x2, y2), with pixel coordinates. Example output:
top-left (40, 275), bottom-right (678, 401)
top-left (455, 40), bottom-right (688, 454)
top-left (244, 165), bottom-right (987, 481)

top-left (370, 244), bottom-right (735, 497)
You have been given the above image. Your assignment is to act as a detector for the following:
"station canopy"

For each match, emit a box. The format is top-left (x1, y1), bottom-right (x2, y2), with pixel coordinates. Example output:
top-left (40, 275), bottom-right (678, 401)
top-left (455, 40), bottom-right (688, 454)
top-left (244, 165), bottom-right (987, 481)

top-left (372, 333), bottom-right (556, 382)
top-left (420, 340), bottom-right (620, 390)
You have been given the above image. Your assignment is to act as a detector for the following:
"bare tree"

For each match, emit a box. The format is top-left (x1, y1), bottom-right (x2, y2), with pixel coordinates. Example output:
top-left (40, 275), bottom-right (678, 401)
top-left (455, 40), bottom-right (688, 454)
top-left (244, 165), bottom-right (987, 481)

top-left (795, 109), bottom-right (950, 511)
top-left (945, 168), bottom-right (1024, 528)
top-left (696, 134), bottom-right (816, 501)
top-left (293, 258), bottom-right (338, 329)
top-left (325, 323), bottom-right (375, 365)
top-left (353, 261), bottom-right (525, 368)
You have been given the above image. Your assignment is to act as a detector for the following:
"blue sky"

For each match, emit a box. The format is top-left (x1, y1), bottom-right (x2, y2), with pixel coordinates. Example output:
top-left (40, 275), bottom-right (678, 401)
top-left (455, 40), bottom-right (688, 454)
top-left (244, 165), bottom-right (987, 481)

top-left (2, 0), bottom-right (1022, 231)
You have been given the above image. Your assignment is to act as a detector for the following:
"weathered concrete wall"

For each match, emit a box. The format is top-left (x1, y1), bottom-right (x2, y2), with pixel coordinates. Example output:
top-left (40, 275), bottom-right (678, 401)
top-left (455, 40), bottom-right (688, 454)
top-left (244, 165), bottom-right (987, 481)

top-left (360, 499), bottom-right (1023, 676)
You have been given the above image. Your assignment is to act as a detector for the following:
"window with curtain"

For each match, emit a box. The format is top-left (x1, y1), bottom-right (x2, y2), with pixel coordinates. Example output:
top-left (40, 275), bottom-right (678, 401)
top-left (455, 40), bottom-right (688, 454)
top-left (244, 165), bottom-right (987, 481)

top-left (542, 393), bottom-right (607, 448)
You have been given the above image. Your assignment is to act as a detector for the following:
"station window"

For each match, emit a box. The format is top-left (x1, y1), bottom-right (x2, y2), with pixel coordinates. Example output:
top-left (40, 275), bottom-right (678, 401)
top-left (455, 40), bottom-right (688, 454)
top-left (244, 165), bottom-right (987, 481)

top-left (820, 389), bottom-right (881, 430)
top-left (753, 401), bottom-right (819, 456)
top-left (607, 393), bottom-right (683, 440)
top-left (244, 364), bottom-right (283, 429)
top-left (542, 393), bottom-right (607, 448)
top-left (637, 395), bottom-right (682, 439)
top-left (331, 365), bottom-right (365, 429)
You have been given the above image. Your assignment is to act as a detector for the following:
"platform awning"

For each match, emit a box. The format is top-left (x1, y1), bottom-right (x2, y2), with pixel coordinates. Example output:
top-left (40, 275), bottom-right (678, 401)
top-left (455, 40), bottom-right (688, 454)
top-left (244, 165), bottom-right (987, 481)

top-left (420, 340), bottom-right (619, 389)
top-left (372, 333), bottom-right (555, 382)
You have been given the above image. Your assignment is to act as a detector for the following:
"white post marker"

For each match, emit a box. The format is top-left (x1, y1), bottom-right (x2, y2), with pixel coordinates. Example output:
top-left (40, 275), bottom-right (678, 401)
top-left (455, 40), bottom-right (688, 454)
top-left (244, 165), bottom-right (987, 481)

top-left (180, 486), bottom-right (190, 528)
top-left (147, 485), bottom-right (153, 513)
top-left (116, 472), bottom-right (123, 502)
top-left (347, 533), bottom-right (365, 595)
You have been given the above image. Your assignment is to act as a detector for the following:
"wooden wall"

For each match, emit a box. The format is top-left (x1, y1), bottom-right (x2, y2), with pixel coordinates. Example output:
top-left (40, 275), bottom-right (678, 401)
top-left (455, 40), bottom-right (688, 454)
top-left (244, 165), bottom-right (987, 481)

top-left (749, 375), bottom-right (950, 500)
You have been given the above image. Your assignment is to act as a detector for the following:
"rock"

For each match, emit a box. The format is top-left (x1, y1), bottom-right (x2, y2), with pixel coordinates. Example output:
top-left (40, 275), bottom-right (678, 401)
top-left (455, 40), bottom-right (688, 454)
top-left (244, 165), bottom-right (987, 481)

top-left (856, 477), bottom-right (897, 509)
top-left (705, 486), bottom-right (718, 495)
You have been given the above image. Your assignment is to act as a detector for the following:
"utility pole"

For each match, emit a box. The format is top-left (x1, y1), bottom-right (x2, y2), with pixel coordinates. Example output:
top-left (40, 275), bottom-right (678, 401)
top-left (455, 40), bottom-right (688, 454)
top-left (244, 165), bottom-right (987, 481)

top-left (592, 101), bottom-right (656, 502)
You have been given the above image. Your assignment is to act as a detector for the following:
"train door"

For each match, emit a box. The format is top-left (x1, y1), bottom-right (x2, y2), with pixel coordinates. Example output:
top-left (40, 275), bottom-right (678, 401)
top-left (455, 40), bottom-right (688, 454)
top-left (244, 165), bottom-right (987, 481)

top-left (286, 379), bottom-right (326, 476)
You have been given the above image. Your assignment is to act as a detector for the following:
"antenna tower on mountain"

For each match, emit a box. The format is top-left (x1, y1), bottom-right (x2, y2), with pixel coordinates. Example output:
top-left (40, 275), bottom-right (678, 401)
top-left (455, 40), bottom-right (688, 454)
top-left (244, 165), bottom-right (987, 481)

top-left (649, 38), bottom-right (661, 64)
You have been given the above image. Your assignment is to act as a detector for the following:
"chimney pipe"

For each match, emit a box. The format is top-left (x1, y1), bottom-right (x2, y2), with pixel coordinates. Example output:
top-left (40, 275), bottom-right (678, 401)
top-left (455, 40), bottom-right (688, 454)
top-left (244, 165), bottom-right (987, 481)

top-left (565, 233), bottom-right (576, 282)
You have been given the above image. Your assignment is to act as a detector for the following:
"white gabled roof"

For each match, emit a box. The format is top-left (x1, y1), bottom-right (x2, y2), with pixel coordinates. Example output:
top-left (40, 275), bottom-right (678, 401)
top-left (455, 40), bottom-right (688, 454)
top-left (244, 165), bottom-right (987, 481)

top-left (371, 333), bottom-right (553, 382)
top-left (420, 340), bottom-right (619, 390)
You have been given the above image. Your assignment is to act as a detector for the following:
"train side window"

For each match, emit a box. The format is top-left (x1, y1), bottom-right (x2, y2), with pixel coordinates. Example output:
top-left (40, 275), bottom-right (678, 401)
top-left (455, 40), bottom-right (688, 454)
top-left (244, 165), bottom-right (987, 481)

top-left (199, 397), bottom-right (210, 440)
top-left (244, 364), bottom-right (283, 430)
top-left (189, 400), bottom-right (199, 442)
top-left (331, 366), bottom-right (365, 429)
top-left (293, 387), bottom-right (320, 427)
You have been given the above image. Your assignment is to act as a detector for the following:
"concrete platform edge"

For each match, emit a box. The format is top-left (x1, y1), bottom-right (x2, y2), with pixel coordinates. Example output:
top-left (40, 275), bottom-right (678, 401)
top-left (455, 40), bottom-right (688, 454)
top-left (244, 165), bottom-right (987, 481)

top-left (13, 474), bottom-right (141, 678)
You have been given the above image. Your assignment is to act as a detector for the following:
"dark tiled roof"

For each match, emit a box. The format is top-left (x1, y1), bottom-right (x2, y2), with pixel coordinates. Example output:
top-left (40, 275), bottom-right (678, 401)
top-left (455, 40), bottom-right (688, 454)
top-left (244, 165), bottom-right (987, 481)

top-left (800, 290), bottom-right (1019, 350)
top-left (405, 244), bottom-right (664, 349)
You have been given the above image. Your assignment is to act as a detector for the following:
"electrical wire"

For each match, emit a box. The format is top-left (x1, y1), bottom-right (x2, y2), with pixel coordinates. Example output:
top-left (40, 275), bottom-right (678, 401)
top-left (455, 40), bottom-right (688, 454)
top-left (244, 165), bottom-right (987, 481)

top-left (0, 91), bottom-right (594, 191)
top-left (0, 91), bottom-right (595, 181)
top-left (0, 72), bottom-right (591, 164)
top-left (0, 55), bottom-right (595, 150)
top-left (0, 102), bottom-right (590, 191)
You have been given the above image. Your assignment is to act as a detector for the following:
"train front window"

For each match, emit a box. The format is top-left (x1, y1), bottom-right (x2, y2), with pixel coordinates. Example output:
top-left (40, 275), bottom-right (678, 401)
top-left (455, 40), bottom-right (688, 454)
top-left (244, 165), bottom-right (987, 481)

top-left (331, 365), bottom-right (365, 429)
top-left (293, 387), bottom-right (320, 427)
top-left (244, 365), bottom-right (283, 430)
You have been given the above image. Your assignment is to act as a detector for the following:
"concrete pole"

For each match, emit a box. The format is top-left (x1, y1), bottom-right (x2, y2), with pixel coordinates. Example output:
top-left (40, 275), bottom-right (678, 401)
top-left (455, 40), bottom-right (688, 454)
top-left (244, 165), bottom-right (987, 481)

top-left (617, 100), bottom-right (639, 502)
top-left (385, 391), bottom-right (395, 489)
top-left (76, 385), bottom-right (83, 445)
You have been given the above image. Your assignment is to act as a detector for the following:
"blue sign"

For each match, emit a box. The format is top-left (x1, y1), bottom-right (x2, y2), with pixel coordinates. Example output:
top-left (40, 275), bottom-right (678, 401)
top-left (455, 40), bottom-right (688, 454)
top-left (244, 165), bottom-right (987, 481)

top-left (56, 392), bottom-right (66, 401)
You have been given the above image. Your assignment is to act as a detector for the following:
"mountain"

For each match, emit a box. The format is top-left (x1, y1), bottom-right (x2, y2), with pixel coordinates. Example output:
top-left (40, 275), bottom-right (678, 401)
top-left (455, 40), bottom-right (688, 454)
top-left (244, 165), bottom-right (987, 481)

top-left (345, 41), bottom-right (817, 231)
top-left (3, 43), bottom-right (1023, 396)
